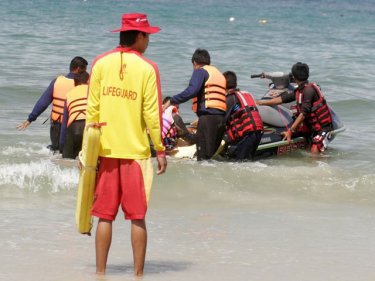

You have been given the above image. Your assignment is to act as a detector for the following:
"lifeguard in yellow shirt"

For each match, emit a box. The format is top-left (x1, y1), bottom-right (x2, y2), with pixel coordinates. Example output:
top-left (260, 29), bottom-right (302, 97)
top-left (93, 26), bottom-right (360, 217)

top-left (86, 13), bottom-right (167, 277)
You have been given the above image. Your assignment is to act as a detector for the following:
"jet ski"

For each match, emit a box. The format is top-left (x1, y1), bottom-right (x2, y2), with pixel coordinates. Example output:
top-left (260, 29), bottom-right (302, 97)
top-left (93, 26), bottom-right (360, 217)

top-left (168, 72), bottom-right (345, 159)
top-left (247, 72), bottom-right (345, 158)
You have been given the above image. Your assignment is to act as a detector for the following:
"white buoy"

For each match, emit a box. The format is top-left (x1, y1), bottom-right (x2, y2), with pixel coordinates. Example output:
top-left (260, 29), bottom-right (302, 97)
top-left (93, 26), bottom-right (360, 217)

top-left (229, 17), bottom-right (235, 22)
top-left (259, 19), bottom-right (268, 24)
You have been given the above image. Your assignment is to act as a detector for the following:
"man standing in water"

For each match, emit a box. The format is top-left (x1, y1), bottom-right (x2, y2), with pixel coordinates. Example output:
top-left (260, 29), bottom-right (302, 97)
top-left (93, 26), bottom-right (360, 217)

top-left (59, 71), bottom-right (90, 159)
top-left (256, 62), bottom-right (333, 153)
top-left (223, 71), bottom-right (263, 161)
top-left (17, 56), bottom-right (88, 152)
top-left (86, 13), bottom-right (167, 276)
top-left (163, 49), bottom-right (226, 161)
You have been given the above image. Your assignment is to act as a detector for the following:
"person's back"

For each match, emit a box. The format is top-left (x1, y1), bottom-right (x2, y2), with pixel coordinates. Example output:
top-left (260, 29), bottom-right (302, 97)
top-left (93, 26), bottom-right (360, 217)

top-left (61, 71), bottom-right (89, 159)
top-left (88, 48), bottom-right (162, 158)
top-left (223, 71), bottom-right (263, 161)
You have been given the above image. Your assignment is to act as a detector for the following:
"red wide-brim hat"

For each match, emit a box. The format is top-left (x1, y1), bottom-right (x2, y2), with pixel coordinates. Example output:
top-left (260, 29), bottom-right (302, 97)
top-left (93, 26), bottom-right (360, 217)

top-left (111, 13), bottom-right (161, 34)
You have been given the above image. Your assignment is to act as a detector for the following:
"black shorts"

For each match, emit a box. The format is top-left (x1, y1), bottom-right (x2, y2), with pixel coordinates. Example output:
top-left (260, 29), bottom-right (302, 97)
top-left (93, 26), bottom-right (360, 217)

top-left (227, 131), bottom-right (263, 161)
top-left (196, 114), bottom-right (225, 161)
top-left (62, 120), bottom-right (85, 159)
top-left (50, 120), bottom-right (61, 152)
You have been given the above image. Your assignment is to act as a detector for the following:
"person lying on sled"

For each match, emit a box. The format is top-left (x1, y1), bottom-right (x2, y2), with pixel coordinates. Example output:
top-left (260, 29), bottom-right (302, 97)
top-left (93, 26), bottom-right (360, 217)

top-left (162, 96), bottom-right (196, 150)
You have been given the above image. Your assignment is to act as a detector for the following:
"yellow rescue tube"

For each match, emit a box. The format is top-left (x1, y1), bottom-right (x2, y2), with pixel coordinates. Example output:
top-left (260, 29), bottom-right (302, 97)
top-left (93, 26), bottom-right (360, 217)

top-left (75, 125), bottom-right (101, 235)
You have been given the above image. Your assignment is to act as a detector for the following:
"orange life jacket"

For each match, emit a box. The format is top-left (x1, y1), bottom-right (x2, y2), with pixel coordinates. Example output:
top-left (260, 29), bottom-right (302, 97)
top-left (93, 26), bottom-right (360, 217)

top-left (66, 85), bottom-right (88, 127)
top-left (192, 65), bottom-right (226, 113)
top-left (51, 76), bottom-right (75, 122)
top-left (295, 82), bottom-right (332, 132)
top-left (226, 91), bottom-right (263, 141)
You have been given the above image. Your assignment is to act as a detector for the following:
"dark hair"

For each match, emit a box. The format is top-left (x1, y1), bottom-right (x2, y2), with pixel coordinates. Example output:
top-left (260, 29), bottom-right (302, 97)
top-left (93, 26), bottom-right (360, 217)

top-left (163, 96), bottom-right (171, 104)
top-left (191, 48), bottom-right (210, 65)
top-left (291, 62), bottom-right (309, 82)
top-left (70, 56), bottom-right (88, 72)
top-left (120, 30), bottom-right (147, 46)
top-left (74, 71), bottom-right (89, 86)
top-left (223, 71), bottom-right (237, 90)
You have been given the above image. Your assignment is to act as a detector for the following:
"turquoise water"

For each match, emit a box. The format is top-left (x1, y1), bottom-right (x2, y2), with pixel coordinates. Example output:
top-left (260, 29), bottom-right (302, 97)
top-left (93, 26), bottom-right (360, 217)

top-left (1, 0), bottom-right (375, 280)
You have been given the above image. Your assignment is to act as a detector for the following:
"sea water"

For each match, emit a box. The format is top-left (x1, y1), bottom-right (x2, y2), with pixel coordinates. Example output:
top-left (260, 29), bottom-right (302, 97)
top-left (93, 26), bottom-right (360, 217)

top-left (0, 0), bottom-right (375, 280)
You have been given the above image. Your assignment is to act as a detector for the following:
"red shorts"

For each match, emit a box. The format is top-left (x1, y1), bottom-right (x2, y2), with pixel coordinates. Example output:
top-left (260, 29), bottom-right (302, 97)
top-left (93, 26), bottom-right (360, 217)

top-left (91, 157), bottom-right (154, 221)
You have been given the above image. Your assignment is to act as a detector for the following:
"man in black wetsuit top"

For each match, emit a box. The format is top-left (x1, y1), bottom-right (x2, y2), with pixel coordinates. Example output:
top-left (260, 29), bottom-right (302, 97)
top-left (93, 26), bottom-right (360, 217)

top-left (256, 62), bottom-right (333, 153)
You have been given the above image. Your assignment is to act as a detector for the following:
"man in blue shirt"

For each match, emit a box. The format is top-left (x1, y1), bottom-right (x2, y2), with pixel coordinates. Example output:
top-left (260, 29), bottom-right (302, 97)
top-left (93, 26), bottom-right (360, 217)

top-left (17, 56), bottom-right (88, 152)
top-left (163, 49), bottom-right (226, 160)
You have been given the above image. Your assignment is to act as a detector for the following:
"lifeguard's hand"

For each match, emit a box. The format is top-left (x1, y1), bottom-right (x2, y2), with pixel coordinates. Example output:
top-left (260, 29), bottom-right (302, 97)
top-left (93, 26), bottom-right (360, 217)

top-left (281, 129), bottom-right (292, 143)
top-left (77, 159), bottom-right (83, 171)
top-left (17, 120), bottom-right (31, 130)
top-left (156, 155), bottom-right (167, 175)
top-left (85, 122), bottom-right (99, 130)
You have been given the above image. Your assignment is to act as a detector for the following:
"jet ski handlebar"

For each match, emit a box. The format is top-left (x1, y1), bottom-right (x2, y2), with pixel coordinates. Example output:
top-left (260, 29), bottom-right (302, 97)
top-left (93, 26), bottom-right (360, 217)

top-left (251, 72), bottom-right (293, 88)
top-left (250, 73), bottom-right (264, 79)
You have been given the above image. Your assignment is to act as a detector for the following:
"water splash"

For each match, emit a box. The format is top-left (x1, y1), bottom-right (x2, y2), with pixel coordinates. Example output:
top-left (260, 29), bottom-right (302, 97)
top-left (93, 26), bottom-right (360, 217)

top-left (0, 159), bottom-right (79, 193)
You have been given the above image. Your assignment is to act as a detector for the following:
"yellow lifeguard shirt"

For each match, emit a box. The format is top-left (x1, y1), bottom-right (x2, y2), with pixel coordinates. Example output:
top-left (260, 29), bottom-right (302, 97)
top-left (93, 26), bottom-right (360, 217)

top-left (86, 47), bottom-right (165, 159)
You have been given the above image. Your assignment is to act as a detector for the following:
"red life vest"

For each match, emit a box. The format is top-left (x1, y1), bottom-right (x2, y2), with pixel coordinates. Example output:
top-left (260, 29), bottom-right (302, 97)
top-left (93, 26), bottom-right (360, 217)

top-left (192, 65), bottom-right (226, 113)
top-left (226, 91), bottom-right (264, 141)
top-left (295, 82), bottom-right (332, 132)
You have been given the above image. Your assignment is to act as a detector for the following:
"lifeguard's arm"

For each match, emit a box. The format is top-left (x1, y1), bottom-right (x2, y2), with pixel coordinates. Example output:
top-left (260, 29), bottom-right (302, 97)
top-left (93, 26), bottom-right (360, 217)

top-left (256, 96), bottom-right (283, 106)
top-left (143, 67), bottom-right (167, 175)
top-left (17, 79), bottom-right (55, 130)
top-left (86, 64), bottom-right (100, 125)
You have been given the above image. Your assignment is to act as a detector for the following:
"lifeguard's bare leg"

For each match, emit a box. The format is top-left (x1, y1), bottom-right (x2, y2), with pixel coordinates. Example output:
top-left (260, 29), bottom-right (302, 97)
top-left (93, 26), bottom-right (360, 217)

top-left (131, 219), bottom-right (147, 276)
top-left (95, 219), bottom-right (113, 274)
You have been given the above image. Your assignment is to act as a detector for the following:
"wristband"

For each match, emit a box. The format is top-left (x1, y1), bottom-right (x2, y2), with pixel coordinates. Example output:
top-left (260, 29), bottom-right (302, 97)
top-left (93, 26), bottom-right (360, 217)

top-left (157, 150), bottom-right (166, 157)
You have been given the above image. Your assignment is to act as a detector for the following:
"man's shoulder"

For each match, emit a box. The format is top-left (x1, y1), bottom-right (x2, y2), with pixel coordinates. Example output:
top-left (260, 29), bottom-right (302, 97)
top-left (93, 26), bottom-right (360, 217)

top-left (133, 54), bottom-right (159, 72)
top-left (304, 83), bottom-right (318, 97)
top-left (193, 67), bottom-right (209, 79)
